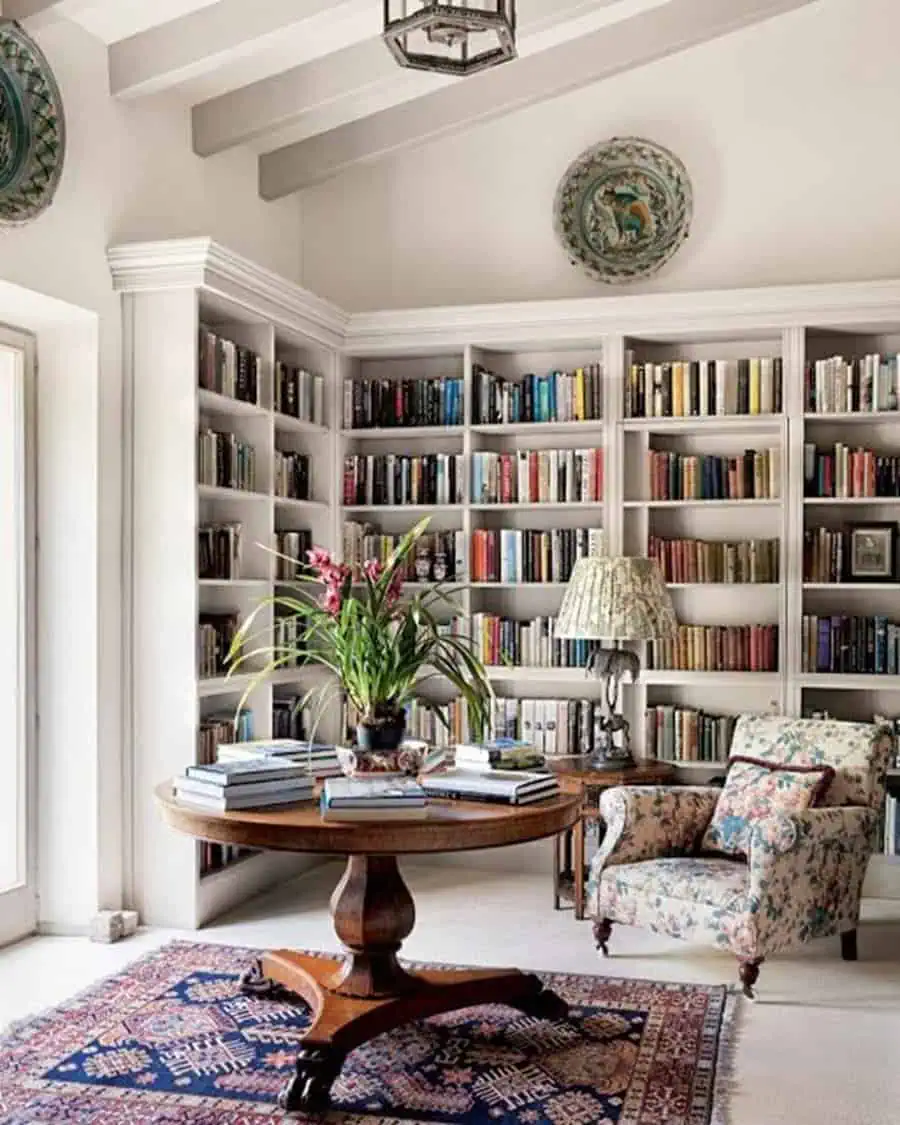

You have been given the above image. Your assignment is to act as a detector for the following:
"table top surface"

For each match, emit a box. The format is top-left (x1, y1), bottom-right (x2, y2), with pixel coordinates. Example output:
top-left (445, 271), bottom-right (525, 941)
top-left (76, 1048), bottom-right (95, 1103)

top-left (547, 757), bottom-right (677, 786)
top-left (155, 783), bottom-right (581, 857)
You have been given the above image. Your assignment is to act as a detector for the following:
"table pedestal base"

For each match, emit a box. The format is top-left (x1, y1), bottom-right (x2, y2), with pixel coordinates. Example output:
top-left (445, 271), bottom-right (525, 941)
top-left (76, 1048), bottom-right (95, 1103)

top-left (241, 952), bottom-right (567, 1113)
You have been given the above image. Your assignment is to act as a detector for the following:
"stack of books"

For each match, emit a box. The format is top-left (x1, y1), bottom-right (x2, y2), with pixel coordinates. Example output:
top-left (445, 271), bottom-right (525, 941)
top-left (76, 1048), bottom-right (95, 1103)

top-left (455, 739), bottom-right (545, 771)
top-left (217, 739), bottom-right (343, 779)
top-left (321, 777), bottom-right (428, 822)
top-left (424, 768), bottom-right (558, 805)
top-left (174, 758), bottom-right (314, 811)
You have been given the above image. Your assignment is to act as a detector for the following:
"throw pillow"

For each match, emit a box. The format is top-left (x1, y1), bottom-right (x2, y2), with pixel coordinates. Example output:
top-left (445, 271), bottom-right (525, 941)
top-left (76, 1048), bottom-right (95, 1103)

top-left (700, 756), bottom-right (835, 858)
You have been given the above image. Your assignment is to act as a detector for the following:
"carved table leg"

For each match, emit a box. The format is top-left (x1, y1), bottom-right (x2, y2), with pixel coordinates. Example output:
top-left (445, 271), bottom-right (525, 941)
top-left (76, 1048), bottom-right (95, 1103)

top-left (279, 1046), bottom-right (346, 1115)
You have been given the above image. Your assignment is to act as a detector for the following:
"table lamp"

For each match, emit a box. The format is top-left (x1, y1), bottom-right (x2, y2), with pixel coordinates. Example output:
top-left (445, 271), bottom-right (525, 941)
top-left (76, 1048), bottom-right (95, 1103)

top-left (556, 556), bottom-right (677, 770)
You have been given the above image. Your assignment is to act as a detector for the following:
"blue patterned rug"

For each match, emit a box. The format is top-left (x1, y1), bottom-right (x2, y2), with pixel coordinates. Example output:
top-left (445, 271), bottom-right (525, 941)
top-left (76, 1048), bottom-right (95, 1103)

top-left (0, 941), bottom-right (739, 1124)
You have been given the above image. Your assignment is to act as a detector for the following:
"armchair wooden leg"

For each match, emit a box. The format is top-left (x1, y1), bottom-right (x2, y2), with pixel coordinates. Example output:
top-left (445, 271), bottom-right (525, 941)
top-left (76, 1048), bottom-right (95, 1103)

top-left (841, 928), bottom-right (858, 962)
top-left (593, 918), bottom-right (613, 957)
top-left (738, 959), bottom-right (763, 1000)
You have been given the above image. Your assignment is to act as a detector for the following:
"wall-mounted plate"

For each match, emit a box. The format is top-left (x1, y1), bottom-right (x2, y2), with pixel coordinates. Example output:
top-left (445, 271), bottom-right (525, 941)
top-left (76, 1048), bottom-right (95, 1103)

top-left (554, 136), bottom-right (692, 285)
top-left (0, 21), bottom-right (66, 226)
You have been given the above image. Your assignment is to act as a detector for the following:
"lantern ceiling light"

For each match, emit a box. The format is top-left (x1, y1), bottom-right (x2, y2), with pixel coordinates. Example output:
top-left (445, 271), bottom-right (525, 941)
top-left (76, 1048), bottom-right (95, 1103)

top-left (383, 2), bottom-right (517, 78)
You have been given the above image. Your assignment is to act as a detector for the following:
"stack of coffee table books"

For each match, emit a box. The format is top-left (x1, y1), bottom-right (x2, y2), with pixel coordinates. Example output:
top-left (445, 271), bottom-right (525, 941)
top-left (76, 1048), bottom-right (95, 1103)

top-left (174, 758), bottom-right (315, 811)
top-left (321, 777), bottom-right (428, 822)
top-left (423, 767), bottom-right (559, 805)
top-left (216, 739), bottom-right (343, 778)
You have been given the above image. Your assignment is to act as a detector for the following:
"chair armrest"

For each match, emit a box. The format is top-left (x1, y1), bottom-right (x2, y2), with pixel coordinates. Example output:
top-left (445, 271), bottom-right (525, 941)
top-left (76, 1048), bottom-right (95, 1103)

top-left (592, 785), bottom-right (720, 875)
top-left (748, 807), bottom-right (876, 949)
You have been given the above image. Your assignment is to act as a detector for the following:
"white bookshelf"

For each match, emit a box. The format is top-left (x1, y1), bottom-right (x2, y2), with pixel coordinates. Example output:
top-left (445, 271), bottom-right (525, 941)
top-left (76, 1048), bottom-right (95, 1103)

top-left (112, 240), bottom-right (900, 907)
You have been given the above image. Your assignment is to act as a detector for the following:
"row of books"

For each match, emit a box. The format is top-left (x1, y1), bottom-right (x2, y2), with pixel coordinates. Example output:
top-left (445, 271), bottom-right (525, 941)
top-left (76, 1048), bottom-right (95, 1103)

top-left (647, 448), bottom-right (781, 501)
top-left (801, 527), bottom-right (894, 585)
top-left (273, 696), bottom-right (308, 741)
top-left (648, 536), bottom-right (780, 585)
top-left (274, 450), bottom-right (311, 501)
top-left (471, 364), bottom-right (603, 425)
top-left (198, 428), bottom-right (257, 492)
top-left (469, 614), bottom-right (592, 669)
top-left (648, 624), bottom-right (779, 672)
top-left (343, 523), bottom-right (464, 584)
top-left (275, 530), bottom-right (313, 581)
top-left (198, 612), bottom-right (239, 679)
top-left (469, 527), bottom-right (604, 585)
top-left (199, 522), bottom-right (243, 581)
top-left (801, 614), bottom-right (900, 675)
top-left (644, 706), bottom-right (736, 763)
top-left (343, 454), bottom-right (464, 507)
top-left (488, 697), bottom-right (609, 759)
top-left (275, 362), bottom-right (324, 425)
top-left (199, 328), bottom-right (261, 406)
top-left (624, 356), bottom-right (783, 419)
top-left (803, 443), bottom-right (900, 498)
top-left (274, 614), bottom-right (305, 666)
top-left (804, 355), bottom-right (900, 415)
top-left (471, 449), bottom-right (603, 505)
top-left (343, 377), bottom-right (464, 430)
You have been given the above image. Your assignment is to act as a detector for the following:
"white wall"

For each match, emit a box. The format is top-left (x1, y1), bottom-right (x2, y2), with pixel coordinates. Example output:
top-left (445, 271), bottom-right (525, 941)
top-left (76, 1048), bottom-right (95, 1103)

top-left (0, 19), bottom-right (301, 929)
top-left (300, 0), bottom-right (900, 312)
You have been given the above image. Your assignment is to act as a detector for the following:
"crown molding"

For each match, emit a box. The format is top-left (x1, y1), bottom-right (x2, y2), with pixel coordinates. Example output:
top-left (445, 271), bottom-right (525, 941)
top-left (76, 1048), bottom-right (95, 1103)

top-left (108, 238), bottom-right (349, 348)
top-left (343, 278), bottom-right (900, 353)
top-left (109, 238), bottom-right (900, 356)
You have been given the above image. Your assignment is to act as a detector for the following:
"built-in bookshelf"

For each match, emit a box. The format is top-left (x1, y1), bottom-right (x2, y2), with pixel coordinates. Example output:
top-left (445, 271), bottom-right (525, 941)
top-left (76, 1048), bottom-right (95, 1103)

top-left (113, 239), bottom-right (900, 913)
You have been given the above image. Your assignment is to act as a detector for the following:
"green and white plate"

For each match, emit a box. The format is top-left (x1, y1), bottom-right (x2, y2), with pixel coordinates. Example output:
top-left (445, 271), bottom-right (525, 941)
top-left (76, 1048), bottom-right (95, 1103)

top-left (0, 20), bottom-right (65, 225)
top-left (554, 136), bottom-right (692, 285)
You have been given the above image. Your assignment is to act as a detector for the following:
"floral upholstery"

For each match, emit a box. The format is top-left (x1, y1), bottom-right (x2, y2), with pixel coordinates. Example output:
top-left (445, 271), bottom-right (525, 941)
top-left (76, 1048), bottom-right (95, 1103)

top-left (589, 717), bottom-right (893, 964)
top-left (700, 757), bottom-right (835, 858)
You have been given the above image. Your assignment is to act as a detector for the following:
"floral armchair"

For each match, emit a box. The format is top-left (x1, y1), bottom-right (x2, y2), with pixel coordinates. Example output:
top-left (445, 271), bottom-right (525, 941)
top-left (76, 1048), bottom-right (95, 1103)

top-left (587, 716), bottom-right (893, 997)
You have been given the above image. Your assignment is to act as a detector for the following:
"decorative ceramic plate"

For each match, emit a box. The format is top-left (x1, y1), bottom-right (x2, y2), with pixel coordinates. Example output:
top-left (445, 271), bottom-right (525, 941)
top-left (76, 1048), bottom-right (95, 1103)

top-left (0, 21), bottom-right (66, 226)
top-left (554, 136), bottom-right (692, 285)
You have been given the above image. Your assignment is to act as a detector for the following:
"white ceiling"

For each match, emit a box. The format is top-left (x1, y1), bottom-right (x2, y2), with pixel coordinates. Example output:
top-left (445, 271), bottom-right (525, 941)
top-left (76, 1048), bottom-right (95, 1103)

top-left (12, 0), bottom-right (819, 198)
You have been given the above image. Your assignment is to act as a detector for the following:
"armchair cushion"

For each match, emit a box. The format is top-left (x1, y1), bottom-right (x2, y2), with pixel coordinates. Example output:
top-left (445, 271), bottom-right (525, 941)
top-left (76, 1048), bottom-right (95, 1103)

top-left (592, 785), bottom-right (720, 872)
top-left (700, 756), bottom-right (835, 858)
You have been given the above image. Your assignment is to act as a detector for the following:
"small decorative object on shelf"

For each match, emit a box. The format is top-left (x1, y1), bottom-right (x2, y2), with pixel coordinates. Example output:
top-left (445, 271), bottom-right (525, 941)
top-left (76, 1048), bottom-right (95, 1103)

top-left (626, 355), bottom-right (782, 418)
top-left (228, 518), bottom-right (492, 771)
top-left (0, 20), bottom-right (66, 225)
top-left (845, 523), bottom-right (899, 582)
top-left (805, 353), bottom-right (900, 414)
top-left (343, 521), bottom-right (463, 583)
top-left (382, 0), bottom-right (516, 78)
top-left (554, 137), bottom-right (692, 285)
top-left (556, 556), bottom-right (678, 769)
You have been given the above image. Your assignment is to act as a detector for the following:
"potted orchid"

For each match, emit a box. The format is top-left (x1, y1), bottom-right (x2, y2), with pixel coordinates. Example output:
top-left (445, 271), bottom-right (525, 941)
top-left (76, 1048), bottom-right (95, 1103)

top-left (227, 519), bottom-right (492, 771)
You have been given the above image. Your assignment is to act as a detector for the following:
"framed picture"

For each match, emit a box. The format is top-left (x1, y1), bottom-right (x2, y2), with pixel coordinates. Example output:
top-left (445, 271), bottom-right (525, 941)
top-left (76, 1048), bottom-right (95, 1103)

top-left (845, 523), bottom-right (898, 582)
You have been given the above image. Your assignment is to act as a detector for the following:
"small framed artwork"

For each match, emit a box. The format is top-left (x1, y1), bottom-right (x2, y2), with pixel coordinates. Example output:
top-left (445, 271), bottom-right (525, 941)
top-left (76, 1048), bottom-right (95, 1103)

top-left (845, 523), bottom-right (898, 582)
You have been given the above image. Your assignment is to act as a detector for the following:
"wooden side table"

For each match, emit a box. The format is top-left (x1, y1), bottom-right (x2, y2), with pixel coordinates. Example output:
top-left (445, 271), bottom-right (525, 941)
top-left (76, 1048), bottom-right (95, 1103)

top-left (548, 758), bottom-right (677, 920)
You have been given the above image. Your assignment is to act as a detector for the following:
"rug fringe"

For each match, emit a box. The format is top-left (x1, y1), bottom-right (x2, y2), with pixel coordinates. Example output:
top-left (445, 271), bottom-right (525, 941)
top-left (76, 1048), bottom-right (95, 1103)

top-left (711, 986), bottom-right (746, 1125)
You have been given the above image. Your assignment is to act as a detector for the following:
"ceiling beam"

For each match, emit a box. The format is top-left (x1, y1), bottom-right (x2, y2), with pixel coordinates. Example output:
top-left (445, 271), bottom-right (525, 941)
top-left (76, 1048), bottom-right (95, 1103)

top-left (191, 0), bottom-right (630, 157)
top-left (108, 0), bottom-right (374, 99)
top-left (259, 0), bottom-right (816, 198)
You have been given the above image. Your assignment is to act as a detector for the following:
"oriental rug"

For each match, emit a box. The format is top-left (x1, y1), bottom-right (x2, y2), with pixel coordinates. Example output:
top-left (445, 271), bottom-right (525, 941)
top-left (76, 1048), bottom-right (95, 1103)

top-left (0, 941), bottom-right (739, 1125)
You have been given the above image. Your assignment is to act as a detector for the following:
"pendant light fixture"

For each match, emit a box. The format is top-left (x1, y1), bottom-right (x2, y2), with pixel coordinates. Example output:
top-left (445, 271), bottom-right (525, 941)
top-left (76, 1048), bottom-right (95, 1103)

top-left (383, 2), bottom-right (517, 77)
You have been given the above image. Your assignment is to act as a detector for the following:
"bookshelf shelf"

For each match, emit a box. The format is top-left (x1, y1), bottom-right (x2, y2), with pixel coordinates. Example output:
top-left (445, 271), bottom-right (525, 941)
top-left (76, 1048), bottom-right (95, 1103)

top-left (803, 496), bottom-right (900, 506)
top-left (470, 421), bottom-right (605, 436)
top-left (197, 387), bottom-right (268, 418)
top-left (624, 499), bottom-right (781, 509)
top-left (468, 581), bottom-right (570, 590)
top-left (342, 426), bottom-right (465, 440)
top-left (667, 582), bottom-right (780, 589)
top-left (197, 484), bottom-right (270, 504)
top-left (485, 666), bottom-right (593, 683)
top-left (343, 504), bottom-right (464, 514)
top-left (275, 414), bottom-right (328, 437)
top-left (623, 415), bottom-right (782, 433)
top-left (470, 502), bottom-right (605, 512)
top-left (803, 583), bottom-right (900, 591)
top-left (641, 670), bottom-right (783, 687)
top-left (804, 412), bottom-right (900, 423)
top-left (274, 497), bottom-right (329, 512)
top-left (197, 673), bottom-right (257, 697)
top-left (796, 674), bottom-right (900, 690)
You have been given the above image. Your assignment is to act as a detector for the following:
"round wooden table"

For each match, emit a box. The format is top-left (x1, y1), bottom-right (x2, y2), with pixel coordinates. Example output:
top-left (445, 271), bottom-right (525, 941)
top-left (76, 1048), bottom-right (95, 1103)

top-left (156, 783), bottom-right (580, 1113)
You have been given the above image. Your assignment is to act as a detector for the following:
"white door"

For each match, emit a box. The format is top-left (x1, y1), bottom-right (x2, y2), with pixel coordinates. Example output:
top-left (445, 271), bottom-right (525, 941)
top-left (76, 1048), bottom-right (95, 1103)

top-left (0, 329), bottom-right (36, 947)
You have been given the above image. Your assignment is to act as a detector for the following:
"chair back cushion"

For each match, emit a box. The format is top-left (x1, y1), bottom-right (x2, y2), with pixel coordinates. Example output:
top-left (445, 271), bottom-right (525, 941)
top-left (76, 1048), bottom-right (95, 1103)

top-left (700, 756), bottom-right (834, 857)
top-left (727, 715), bottom-right (893, 810)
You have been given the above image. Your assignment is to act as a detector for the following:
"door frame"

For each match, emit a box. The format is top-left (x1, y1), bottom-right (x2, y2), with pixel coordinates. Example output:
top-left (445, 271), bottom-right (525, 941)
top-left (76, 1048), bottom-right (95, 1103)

top-left (0, 325), bottom-right (38, 947)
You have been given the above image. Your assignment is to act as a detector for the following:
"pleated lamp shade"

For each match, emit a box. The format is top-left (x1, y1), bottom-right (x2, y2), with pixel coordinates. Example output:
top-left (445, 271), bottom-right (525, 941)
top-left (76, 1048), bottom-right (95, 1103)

top-left (556, 556), bottom-right (678, 641)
